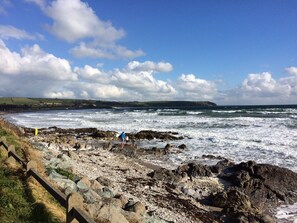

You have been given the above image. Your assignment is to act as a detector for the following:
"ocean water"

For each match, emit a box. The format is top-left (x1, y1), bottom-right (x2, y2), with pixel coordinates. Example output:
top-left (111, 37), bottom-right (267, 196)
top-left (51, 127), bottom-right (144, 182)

top-left (6, 106), bottom-right (297, 172)
top-left (4, 105), bottom-right (297, 222)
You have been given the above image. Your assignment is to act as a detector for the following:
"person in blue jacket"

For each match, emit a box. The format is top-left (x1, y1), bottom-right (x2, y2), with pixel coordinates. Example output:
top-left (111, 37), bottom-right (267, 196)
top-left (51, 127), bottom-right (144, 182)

top-left (119, 132), bottom-right (125, 148)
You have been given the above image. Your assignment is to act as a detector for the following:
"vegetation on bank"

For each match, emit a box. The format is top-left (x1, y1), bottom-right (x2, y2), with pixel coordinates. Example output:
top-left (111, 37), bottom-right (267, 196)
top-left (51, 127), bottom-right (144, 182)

top-left (0, 120), bottom-right (64, 223)
top-left (0, 97), bottom-right (217, 111)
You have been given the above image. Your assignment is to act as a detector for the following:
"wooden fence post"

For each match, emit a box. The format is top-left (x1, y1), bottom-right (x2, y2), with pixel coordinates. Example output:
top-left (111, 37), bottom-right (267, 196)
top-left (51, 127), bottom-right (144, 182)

top-left (0, 137), bottom-right (7, 158)
top-left (5, 145), bottom-right (16, 166)
top-left (66, 192), bottom-right (84, 223)
top-left (0, 136), bottom-right (6, 144)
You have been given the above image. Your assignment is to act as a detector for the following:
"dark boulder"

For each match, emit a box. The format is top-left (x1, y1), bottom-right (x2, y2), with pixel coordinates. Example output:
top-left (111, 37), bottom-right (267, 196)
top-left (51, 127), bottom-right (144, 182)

top-left (90, 130), bottom-right (117, 139)
top-left (219, 161), bottom-right (297, 206)
top-left (210, 159), bottom-right (235, 174)
top-left (177, 162), bottom-right (213, 178)
top-left (148, 168), bottom-right (180, 183)
top-left (130, 130), bottom-right (184, 141)
top-left (178, 144), bottom-right (187, 150)
top-left (211, 189), bottom-right (277, 223)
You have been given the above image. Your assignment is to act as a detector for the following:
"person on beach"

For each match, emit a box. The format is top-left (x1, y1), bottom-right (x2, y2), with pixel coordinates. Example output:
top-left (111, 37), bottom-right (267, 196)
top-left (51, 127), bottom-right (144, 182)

top-left (119, 131), bottom-right (125, 148)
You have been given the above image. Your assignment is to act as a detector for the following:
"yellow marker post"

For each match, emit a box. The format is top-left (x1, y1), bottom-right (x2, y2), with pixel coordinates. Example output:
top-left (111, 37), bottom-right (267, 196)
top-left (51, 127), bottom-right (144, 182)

top-left (35, 128), bottom-right (38, 136)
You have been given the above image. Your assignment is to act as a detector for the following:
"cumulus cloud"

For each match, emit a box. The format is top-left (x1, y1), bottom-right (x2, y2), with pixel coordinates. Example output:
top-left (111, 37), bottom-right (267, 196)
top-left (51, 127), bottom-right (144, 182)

top-left (0, 25), bottom-right (38, 40)
top-left (0, 39), bottom-right (176, 100)
top-left (285, 66), bottom-right (297, 76)
top-left (0, 39), bottom-right (79, 98)
top-left (111, 61), bottom-right (177, 99)
top-left (126, 61), bottom-right (173, 73)
top-left (220, 71), bottom-right (297, 105)
top-left (0, 39), bottom-right (77, 80)
top-left (44, 90), bottom-right (75, 99)
top-left (74, 61), bottom-right (176, 100)
top-left (74, 65), bottom-right (110, 83)
top-left (43, 0), bottom-right (124, 43)
top-left (27, 0), bottom-right (144, 59)
top-left (240, 72), bottom-right (291, 97)
top-left (177, 74), bottom-right (217, 100)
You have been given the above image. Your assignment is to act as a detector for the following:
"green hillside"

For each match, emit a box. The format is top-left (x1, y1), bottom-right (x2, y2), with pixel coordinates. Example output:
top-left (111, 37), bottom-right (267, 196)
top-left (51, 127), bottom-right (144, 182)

top-left (0, 97), bottom-right (217, 111)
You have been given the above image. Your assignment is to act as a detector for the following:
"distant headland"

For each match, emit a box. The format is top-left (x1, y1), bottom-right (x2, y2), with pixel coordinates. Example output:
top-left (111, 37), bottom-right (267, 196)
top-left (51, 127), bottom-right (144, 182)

top-left (0, 97), bottom-right (217, 112)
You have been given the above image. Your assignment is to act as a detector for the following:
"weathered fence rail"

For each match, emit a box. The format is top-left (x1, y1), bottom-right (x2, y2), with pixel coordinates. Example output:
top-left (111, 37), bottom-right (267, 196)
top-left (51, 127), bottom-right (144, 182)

top-left (0, 137), bottom-right (96, 223)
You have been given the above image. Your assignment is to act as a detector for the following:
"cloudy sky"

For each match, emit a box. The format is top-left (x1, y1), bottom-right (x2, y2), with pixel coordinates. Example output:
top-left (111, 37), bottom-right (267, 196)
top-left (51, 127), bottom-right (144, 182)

top-left (0, 0), bottom-right (296, 105)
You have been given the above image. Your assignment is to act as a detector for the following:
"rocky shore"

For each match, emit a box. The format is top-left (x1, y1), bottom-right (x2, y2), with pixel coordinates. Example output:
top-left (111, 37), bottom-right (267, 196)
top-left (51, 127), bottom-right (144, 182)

top-left (20, 126), bottom-right (297, 223)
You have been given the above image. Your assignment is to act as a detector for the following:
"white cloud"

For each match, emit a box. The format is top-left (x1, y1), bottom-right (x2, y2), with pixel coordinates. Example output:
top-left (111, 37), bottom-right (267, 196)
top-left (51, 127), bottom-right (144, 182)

top-left (0, 39), bottom-right (77, 80)
top-left (71, 42), bottom-right (144, 59)
top-left (0, 40), bottom-right (175, 100)
top-left (111, 62), bottom-right (177, 99)
top-left (177, 74), bottom-right (217, 100)
top-left (74, 61), bottom-right (176, 100)
top-left (44, 90), bottom-right (75, 98)
top-left (43, 0), bottom-right (125, 43)
top-left (285, 66), bottom-right (297, 76)
top-left (0, 25), bottom-right (37, 40)
top-left (26, 0), bottom-right (144, 60)
top-left (77, 83), bottom-right (125, 99)
top-left (74, 65), bottom-right (110, 83)
top-left (240, 72), bottom-right (290, 97)
top-left (0, 39), bottom-right (79, 98)
top-left (219, 71), bottom-right (297, 105)
top-left (126, 61), bottom-right (173, 73)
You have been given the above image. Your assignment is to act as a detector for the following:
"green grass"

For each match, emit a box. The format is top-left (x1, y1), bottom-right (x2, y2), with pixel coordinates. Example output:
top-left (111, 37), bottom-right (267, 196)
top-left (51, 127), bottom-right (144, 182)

top-left (55, 168), bottom-right (75, 181)
top-left (0, 125), bottom-right (63, 223)
top-left (0, 127), bottom-right (21, 155)
top-left (0, 97), bottom-right (38, 105)
top-left (0, 164), bottom-right (62, 223)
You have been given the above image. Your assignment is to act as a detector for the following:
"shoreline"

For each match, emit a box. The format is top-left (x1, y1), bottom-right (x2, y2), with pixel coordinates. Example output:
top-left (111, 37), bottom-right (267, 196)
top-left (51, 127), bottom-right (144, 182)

top-left (22, 125), bottom-right (297, 222)
top-left (2, 114), bottom-right (297, 222)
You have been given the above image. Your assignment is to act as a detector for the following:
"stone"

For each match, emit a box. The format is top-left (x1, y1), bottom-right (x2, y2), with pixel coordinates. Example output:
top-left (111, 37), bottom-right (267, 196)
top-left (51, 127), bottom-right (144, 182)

top-left (126, 201), bottom-right (146, 216)
top-left (176, 162), bottom-right (213, 178)
top-left (82, 189), bottom-right (101, 204)
top-left (67, 150), bottom-right (79, 160)
top-left (178, 144), bottom-right (187, 150)
top-left (96, 204), bottom-right (129, 223)
top-left (85, 203), bottom-right (100, 219)
top-left (218, 161), bottom-right (297, 206)
top-left (48, 168), bottom-right (67, 180)
top-left (96, 177), bottom-right (112, 187)
top-left (110, 198), bottom-right (123, 209)
top-left (114, 194), bottom-right (129, 208)
top-left (98, 187), bottom-right (114, 198)
top-left (90, 179), bottom-right (103, 192)
top-left (77, 178), bottom-right (90, 193)
top-left (121, 210), bottom-right (144, 223)
top-left (211, 189), bottom-right (252, 212)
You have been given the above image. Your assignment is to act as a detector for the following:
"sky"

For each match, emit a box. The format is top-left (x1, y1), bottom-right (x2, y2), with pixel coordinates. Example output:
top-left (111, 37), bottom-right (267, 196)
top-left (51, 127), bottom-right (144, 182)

top-left (0, 0), bottom-right (297, 105)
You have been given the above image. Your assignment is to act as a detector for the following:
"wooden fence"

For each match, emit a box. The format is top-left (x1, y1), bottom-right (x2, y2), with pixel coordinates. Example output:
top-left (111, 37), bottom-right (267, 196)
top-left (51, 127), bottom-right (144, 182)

top-left (0, 137), bottom-right (96, 223)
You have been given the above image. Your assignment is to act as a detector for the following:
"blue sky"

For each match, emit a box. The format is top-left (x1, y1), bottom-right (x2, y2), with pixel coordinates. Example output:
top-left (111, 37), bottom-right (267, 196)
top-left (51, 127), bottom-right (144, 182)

top-left (0, 0), bottom-right (297, 105)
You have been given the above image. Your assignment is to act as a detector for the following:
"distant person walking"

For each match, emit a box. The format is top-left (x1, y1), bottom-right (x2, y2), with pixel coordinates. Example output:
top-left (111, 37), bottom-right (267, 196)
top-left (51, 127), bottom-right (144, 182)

top-left (119, 131), bottom-right (125, 148)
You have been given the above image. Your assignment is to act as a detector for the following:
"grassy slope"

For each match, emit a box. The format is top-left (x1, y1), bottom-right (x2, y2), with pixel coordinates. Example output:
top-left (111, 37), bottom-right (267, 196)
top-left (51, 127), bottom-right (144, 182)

top-left (0, 97), bottom-right (217, 109)
top-left (0, 119), bottom-right (65, 223)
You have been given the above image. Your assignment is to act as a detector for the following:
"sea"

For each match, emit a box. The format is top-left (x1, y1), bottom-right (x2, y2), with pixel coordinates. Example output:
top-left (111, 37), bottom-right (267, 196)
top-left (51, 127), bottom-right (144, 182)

top-left (4, 105), bottom-right (297, 222)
